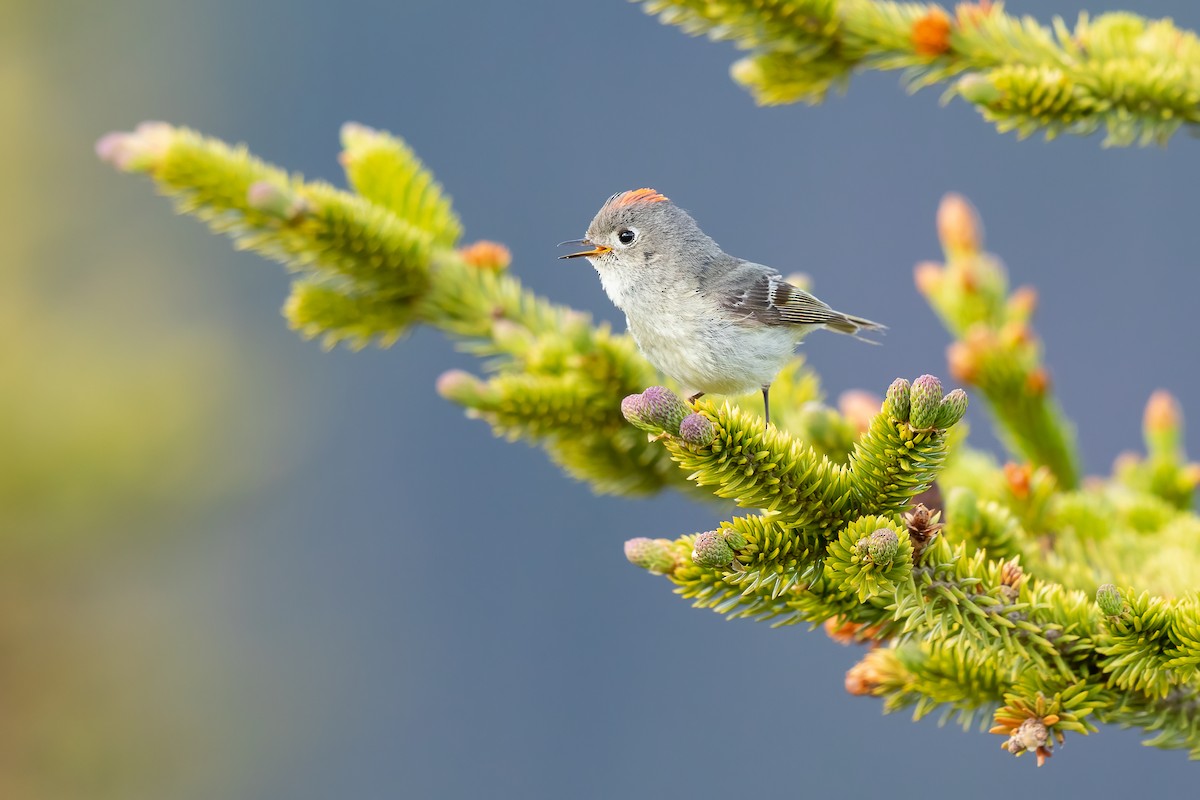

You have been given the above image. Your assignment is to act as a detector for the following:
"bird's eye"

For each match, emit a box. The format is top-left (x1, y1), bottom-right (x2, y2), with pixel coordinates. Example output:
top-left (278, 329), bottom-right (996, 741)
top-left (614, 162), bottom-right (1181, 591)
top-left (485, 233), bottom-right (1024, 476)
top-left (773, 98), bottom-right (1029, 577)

top-left (617, 228), bottom-right (637, 245)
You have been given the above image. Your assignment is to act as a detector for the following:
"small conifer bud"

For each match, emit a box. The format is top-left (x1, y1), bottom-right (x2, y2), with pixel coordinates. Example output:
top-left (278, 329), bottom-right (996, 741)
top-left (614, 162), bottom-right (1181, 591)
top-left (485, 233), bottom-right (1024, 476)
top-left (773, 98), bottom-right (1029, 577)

top-left (95, 132), bottom-right (130, 167)
top-left (956, 73), bottom-right (1002, 105)
top-left (884, 378), bottom-right (911, 422)
top-left (844, 668), bottom-right (871, 696)
top-left (620, 393), bottom-right (654, 432)
top-left (458, 240), bottom-right (512, 271)
top-left (824, 617), bottom-right (858, 645)
top-left (640, 386), bottom-right (689, 433)
top-left (912, 7), bottom-right (953, 56)
top-left (678, 413), bottom-right (716, 446)
top-left (729, 56), bottom-right (763, 91)
top-left (1144, 390), bottom-right (1182, 455)
top-left (999, 321), bottom-right (1033, 350)
top-left (95, 121), bottom-right (173, 172)
top-left (907, 504), bottom-right (931, 530)
top-left (904, 503), bottom-right (944, 560)
top-left (908, 375), bottom-right (944, 429)
top-left (946, 342), bottom-right (979, 384)
top-left (435, 369), bottom-right (484, 402)
top-left (1004, 462), bottom-right (1031, 499)
top-left (867, 528), bottom-right (900, 565)
top-left (913, 261), bottom-right (943, 297)
top-left (1000, 560), bottom-right (1024, 588)
top-left (339, 121), bottom-right (378, 146)
top-left (691, 530), bottom-right (734, 569)
top-left (624, 538), bottom-right (676, 574)
top-left (247, 181), bottom-right (310, 222)
top-left (247, 181), bottom-right (293, 217)
top-left (1096, 584), bottom-right (1124, 617)
top-left (1025, 367), bottom-right (1050, 396)
top-left (937, 193), bottom-right (984, 255)
top-left (1013, 718), bottom-right (1050, 752)
top-left (935, 388), bottom-right (969, 429)
top-left (1145, 390), bottom-right (1181, 433)
top-left (825, 617), bottom-right (883, 645)
top-left (844, 653), bottom-right (887, 696)
top-left (723, 529), bottom-right (748, 550)
top-left (1008, 285), bottom-right (1039, 319)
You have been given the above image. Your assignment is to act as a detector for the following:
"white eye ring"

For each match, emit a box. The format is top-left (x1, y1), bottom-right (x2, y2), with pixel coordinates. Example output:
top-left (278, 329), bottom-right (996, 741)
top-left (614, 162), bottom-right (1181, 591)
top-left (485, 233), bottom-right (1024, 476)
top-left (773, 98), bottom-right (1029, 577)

top-left (617, 228), bottom-right (638, 246)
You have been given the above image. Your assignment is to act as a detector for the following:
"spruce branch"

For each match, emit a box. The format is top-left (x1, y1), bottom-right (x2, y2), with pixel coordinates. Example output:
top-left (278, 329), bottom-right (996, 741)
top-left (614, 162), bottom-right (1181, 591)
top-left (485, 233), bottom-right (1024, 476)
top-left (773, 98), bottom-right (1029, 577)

top-left (1113, 391), bottom-right (1200, 510)
top-left (101, 121), bottom-right (1200, 764)
top-left (623, 378), bottom-right (965, 628)
top-left (97, 122), bottom-right (683, 495)
top-left (613, 201), bottom-right (1200, 762)
top-left (917, 193), bottom-right (1082, 487)
top-left (641, 0), bottom-right (1200, 145)
top-left (621, 377), bottom-right (965, 543)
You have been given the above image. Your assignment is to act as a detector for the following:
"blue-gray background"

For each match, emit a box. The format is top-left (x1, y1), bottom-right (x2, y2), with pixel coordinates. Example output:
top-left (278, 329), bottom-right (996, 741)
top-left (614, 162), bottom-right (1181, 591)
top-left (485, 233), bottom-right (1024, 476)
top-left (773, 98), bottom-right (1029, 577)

top-left (30, 0), bottom-right (1200, 796)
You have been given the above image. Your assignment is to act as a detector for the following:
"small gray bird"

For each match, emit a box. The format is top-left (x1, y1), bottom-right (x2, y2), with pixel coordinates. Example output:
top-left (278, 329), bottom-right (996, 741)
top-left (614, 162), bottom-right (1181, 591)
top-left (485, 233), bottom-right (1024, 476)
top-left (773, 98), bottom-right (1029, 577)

top-left (560, 188), bottom-right (883, 425)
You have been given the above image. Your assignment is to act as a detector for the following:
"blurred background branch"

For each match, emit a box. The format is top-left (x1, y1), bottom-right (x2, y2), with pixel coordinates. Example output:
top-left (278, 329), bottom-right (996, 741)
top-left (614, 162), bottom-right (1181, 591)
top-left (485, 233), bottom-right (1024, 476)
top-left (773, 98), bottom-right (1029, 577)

top-left (642, 0), bottom-right (1200, 145)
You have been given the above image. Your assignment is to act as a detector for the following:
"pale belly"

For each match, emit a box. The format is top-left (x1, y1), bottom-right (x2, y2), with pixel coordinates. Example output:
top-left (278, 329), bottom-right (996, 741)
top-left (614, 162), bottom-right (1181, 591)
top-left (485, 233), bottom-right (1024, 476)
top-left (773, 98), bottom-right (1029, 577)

top-left (627, 315), bottom-right (803, 396)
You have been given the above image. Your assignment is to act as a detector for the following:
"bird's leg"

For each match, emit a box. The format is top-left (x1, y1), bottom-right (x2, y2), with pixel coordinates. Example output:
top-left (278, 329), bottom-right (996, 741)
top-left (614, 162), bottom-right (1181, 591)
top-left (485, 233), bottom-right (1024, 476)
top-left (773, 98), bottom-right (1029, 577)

top-left (762, 385), bottom-right (771, 427)
top-left (687, 391), bottom-right (705, 405)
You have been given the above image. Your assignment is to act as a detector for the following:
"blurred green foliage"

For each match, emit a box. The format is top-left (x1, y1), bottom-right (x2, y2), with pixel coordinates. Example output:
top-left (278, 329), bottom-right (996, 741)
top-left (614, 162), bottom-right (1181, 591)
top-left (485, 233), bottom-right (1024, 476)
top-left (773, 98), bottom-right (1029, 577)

top-left (1, 9), bottom-right (284, 798)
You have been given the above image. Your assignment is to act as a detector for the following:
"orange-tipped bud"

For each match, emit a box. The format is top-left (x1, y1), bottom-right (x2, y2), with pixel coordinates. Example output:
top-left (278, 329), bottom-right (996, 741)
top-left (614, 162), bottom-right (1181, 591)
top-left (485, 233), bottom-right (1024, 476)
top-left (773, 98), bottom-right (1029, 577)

top-left (845, 651), bottom-right (889, 696)
top-left (912, 8), bottom-right (954, 57)
top-left (844, 669), bottom-right (872, 696)
top-left (1008, 285), bottom-right (1039, 319)
top-left (913, 261), bottom-right (944, 296)
top-left (824, 617), bottom-right (857, 645)
top-left (824, 617), bottom-right (884, 645)
top-left (999, 321), bottom-right (1033, 349)
top-left (937, 193), bottom-right (984, 256)
top-left (1144, 390), bottom-right (1182, 436)
top-left (1004, 462), bottom-right (1032, 499)
top-left (1000, 560), bottom-right (1024, 588)
top-left (1025, 367), bottom-right (1050, 396)
top-left (458, 240), bottom-right (512, 271)
top-left (946, 342), bottom-right (979, 384)
top-left (1144, 389), bottom-right (1184, 457)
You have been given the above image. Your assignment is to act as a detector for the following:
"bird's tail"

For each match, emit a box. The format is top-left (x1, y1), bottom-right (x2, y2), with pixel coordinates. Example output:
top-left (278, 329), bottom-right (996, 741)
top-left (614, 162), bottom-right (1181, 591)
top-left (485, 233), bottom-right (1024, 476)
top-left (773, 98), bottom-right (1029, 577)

top-left (825, 312), bottom-right (886, 344)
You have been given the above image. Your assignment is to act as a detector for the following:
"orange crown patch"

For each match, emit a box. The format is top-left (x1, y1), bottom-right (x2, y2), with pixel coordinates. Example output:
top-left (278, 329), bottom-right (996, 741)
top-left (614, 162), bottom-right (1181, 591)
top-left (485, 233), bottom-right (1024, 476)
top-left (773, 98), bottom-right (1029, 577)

top-left (607, 188), bottom-right (669, 209)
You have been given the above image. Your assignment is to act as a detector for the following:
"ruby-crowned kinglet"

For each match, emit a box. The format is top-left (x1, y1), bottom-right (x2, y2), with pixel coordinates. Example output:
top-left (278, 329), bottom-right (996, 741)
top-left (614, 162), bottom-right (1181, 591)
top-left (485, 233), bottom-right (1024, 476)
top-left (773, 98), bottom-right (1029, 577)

top-left (560, 189), bottom-right (883, 425)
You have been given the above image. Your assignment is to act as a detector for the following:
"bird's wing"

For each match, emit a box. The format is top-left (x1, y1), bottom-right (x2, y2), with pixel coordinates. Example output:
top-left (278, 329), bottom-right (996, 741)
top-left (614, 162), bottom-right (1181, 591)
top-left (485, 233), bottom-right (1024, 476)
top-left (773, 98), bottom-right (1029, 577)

top-left (717, 262), bottom-right (885, 337)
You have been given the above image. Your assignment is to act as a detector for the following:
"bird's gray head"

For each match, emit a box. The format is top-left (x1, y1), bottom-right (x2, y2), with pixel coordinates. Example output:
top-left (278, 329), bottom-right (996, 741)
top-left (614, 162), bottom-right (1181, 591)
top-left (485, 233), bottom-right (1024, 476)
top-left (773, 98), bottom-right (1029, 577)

top-left (560, 189), bottom-right (724, 310)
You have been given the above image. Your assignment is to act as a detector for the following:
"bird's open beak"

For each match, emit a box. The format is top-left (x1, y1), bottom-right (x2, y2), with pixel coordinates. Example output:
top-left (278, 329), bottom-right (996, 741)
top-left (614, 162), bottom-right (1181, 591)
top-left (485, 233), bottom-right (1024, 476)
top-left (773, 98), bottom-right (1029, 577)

top-left (558, 238), bottom-right (611, 259)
